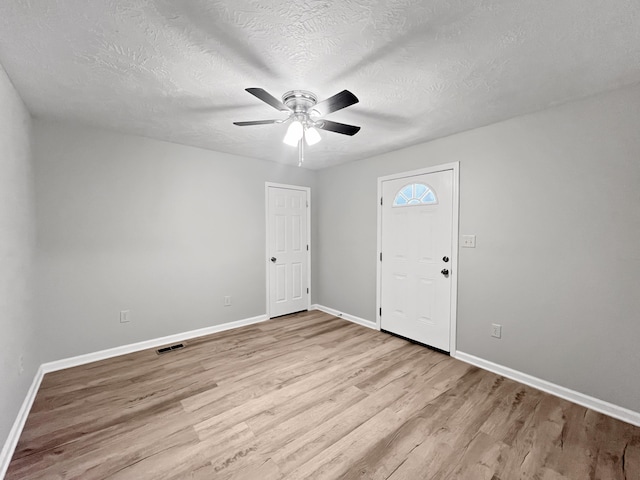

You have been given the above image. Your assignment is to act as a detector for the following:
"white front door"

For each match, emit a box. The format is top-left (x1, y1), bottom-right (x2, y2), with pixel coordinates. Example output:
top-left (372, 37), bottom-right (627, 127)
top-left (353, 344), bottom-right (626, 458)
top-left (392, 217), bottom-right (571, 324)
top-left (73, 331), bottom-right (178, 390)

top-left (267, 186), bottom-right (309, 318)
top-left (380, 170), bottom-right (454, 351)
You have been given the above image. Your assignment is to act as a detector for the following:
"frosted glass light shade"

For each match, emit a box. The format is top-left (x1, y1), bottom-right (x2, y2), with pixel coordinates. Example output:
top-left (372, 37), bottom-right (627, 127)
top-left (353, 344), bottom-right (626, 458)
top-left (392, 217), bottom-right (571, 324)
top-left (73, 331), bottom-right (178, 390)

top-left (283, 121), bottom-right (303, 146)
top-left (305, 127), bottom-right (321, 146)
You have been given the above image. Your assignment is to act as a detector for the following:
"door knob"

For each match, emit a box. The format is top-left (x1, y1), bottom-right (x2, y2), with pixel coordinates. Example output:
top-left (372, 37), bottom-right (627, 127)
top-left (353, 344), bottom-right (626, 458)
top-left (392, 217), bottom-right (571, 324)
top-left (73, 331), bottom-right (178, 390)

top-left (442, 256), bottom-right (449, 263)
top-left (441, 269), bottom-right (449, 276)
top-left (270, 257), bottom-right (277, 263)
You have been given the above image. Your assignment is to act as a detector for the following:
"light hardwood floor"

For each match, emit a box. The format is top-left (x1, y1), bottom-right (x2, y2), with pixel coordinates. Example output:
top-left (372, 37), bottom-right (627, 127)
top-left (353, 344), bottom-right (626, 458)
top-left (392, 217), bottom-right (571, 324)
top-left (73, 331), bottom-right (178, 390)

top-left (7, 311), bottom-right (640, 479)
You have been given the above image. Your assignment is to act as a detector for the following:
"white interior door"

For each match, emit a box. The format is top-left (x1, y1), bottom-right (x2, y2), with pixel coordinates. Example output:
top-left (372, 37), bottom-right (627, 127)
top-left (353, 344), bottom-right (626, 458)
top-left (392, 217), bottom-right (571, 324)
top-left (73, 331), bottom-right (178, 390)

top-left (267, 186), bottom-right (309, 318)
top-left (380, 170), bottom-right (454, 351)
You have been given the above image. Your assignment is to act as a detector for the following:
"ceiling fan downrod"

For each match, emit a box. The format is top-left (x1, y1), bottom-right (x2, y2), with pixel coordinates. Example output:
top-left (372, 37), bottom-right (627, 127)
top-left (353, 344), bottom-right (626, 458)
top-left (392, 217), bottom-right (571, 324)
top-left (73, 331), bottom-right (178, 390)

top-left (298, 136), bottom-right (304, 167)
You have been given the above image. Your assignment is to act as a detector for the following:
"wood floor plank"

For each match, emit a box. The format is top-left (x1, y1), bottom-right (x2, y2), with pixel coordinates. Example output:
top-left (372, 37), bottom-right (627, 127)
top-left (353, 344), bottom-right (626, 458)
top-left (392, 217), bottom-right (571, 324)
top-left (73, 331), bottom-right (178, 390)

top-left (8, 406), bottom-right (199, 479)
top-left (491, 394), bottom-right (571, 479)
top-left (246, 384), bottom-right (367, 438)
top-left (339, 412), bottom-right (436, 480)
top-left (442, 432), bottom-right (510, 480)
top-left (270, 369), bottom-right (446, 475)
top-left (282, 407), bottom-right (402, 480)
top-left (13, 371), bottom-right (214, 459)
top-left (381, 367), bottom-right (517, 480)
top-left (6, 310), bottom-right (639, 479)
top-left (192, 337), bottom-right (408, 440)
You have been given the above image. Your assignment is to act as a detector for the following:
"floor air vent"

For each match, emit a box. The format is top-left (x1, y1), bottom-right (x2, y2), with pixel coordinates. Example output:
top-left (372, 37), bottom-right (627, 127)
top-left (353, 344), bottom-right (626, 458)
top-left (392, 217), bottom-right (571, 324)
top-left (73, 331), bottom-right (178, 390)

top-left (156, 343), bottom-right (185, 355)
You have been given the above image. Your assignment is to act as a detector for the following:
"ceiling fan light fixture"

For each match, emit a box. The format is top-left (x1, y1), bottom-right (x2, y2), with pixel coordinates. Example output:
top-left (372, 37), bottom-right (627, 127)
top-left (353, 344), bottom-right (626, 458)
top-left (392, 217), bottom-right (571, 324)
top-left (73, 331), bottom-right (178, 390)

top-left (283, 120), bottom-right (303, 146)
top-left (305, 126), bottom-right (321, 146)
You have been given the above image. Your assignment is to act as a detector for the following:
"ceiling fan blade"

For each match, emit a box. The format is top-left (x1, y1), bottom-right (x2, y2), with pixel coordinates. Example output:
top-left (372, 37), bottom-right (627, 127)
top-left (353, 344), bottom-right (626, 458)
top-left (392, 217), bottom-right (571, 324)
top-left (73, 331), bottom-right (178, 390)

top-left (245, 88), bottom-right (291, 112)
top-left (314, 90), bottom-right (359, 115)
top-left (233, 120), bottom-right (281, 126)
top-left (317, 120), bottom-right (361, 136)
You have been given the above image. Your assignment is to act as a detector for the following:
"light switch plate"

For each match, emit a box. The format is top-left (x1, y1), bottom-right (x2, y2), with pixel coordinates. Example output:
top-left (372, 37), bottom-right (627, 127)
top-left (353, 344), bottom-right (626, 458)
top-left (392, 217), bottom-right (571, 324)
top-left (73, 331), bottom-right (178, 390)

top-left (462, 235), bottom-right (476, 248)
top-left (491, 323), bottom-right (502, 338)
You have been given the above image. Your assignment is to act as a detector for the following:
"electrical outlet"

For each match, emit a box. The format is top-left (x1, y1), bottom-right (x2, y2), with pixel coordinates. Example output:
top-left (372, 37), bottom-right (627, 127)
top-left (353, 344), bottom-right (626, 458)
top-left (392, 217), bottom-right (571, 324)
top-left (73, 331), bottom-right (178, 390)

top-left (462, 235), bottom-right (476, 248)
top-left (120, 310), bottom-right (131, 323)
top-left (224, 296), bottom-right (232, 307)
top-left (491, 323), bottom-right (502, 339)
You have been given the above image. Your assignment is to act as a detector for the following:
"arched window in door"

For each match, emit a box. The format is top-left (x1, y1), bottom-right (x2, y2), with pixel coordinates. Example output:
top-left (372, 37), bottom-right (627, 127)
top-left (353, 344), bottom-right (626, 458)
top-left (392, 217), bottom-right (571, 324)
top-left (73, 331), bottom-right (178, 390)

top-left (393, 183), bottom-right (437, 206)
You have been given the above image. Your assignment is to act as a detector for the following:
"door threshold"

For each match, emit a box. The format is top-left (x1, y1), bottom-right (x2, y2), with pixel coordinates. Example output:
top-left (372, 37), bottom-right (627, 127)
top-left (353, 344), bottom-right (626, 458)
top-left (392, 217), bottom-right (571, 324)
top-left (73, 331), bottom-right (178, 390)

top-left (381, 329), bottom-right (450, 356)
top-left (269, 309), bottom-right (308, 320)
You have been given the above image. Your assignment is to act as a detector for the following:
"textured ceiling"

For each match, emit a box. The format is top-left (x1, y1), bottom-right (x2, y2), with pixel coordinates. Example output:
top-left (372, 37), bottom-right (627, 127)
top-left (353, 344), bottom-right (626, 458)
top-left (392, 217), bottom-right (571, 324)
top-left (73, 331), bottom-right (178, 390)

top-left (1, 1), bottom-right (639, 169)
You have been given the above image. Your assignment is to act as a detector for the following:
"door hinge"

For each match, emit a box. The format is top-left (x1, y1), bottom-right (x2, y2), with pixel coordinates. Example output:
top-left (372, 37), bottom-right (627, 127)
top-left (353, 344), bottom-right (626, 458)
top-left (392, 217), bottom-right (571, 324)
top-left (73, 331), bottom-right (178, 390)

top-left (380, 197), bottom-right (383, 206)
top-left (379, 307), bottom-right (382, 316)
top-left (379, 252), bottom-right (382, 261)
top-left (307, 287), bottom-right (309, 294)
top-left (307, 245), bottom-right (309, 251)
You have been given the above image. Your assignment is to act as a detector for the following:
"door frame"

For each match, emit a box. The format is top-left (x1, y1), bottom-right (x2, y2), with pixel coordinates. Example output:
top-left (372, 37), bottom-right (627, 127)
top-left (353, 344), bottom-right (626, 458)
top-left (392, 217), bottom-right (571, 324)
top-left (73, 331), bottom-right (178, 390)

top-left (376, 162), bottom-right (460, 354)
top-left (265, 182), bottom-right (312, 318)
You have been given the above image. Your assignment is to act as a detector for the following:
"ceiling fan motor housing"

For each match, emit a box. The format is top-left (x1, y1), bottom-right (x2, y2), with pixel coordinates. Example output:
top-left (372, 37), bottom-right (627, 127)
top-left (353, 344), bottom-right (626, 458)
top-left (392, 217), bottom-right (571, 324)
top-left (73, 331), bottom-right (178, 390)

top-left (282, 90), bottom-right (318, 114)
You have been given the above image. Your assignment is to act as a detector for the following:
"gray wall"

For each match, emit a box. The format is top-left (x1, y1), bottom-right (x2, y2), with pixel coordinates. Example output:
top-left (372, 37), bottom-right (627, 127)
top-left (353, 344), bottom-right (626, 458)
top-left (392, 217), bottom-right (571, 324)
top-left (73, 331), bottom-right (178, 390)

top-left (34, 120), bottom-right (315, 362)
top-left (316, 83), bottom-right (640, 412)
top-left (0, 66), bottom-right (38, 451)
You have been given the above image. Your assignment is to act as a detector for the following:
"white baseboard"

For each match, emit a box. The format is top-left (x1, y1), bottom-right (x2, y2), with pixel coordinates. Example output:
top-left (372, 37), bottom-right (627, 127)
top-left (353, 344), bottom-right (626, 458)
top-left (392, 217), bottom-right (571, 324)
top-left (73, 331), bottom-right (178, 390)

top-left (42, 314), bottom-right (269, 373)
top-left (0, 365), bottom-right (45, 479)
top-left (455, 351), bottom-right (640, 427)
top-left (311, 304), bottom-right (377, 330)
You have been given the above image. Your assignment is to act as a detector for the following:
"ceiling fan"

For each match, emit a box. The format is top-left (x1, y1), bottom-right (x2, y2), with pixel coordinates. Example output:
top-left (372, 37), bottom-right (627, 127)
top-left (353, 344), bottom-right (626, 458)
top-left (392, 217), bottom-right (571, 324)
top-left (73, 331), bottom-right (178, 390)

top-left (233, 88), bottom-right (361, 165)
